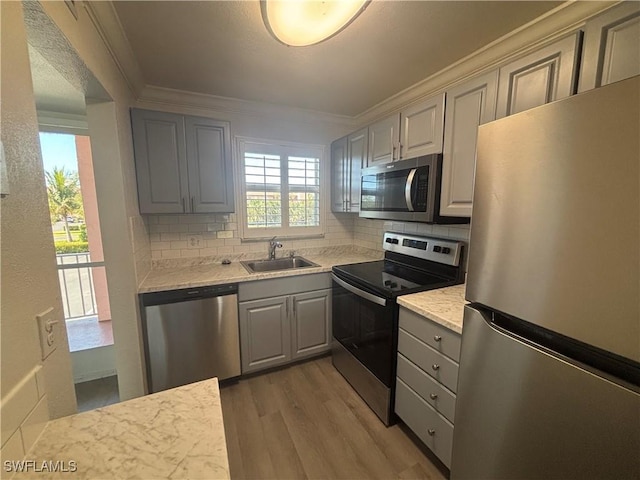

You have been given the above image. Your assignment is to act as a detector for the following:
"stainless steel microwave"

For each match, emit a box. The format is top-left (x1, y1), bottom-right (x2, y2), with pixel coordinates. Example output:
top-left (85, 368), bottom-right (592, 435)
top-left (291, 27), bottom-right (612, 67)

top-left (359, 154), bottom-right (469, 224)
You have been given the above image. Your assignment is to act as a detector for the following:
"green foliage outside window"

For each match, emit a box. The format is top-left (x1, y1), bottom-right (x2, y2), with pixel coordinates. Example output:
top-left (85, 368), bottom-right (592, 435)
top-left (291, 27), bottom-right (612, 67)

top-left (247, 193), bottom-right (318, 228)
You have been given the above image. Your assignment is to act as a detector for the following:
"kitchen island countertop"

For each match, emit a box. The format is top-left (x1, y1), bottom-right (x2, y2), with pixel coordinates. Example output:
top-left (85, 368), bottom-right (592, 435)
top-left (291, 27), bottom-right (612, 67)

top-left (13, 379), bottom-right (229, 480)
top-left (397, 283), bottom-right (468, 334)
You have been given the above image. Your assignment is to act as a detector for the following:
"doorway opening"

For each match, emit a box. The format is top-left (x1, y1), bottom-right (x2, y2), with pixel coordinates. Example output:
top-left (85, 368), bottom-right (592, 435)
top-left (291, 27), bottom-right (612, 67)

top-left (40, 131), bottom-right (113, 351)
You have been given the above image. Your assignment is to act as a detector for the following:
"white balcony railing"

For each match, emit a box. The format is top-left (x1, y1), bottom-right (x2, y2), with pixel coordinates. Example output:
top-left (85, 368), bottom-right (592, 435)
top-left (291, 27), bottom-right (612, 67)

top-left (56, 252), bottom-right (101, 320)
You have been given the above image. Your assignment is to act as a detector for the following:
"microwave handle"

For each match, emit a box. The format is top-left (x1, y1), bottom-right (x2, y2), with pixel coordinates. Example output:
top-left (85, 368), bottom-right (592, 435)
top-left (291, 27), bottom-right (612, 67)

top-left (405, 168), bottom-right (417, 212)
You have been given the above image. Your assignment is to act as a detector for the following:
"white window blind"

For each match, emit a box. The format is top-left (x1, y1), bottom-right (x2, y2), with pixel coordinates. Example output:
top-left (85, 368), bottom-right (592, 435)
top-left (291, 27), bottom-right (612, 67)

top-left (237, 139), bottom-right (324, 238)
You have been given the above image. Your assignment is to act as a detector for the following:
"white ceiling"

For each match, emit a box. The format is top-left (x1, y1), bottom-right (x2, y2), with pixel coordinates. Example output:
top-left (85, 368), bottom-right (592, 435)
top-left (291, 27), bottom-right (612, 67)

top-left (113, 1), bottom-right (564, 117)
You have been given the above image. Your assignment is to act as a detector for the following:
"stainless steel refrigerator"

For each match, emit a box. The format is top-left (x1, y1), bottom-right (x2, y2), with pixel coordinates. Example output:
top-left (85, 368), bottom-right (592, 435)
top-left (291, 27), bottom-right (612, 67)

top-left (451, 76), bottom-right (640, 479)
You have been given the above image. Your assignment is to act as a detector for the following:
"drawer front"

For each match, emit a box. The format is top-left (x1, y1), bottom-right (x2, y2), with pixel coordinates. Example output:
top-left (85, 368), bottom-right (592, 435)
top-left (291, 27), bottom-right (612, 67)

top-left (395, 378), bottom-right (454, 468)
top-left (399, 307), bottom-right (461, 362)
top-left (397, 353), bottom-right (456, 423)
top-left (239, 273), bottom-right (331, 301)
top-left (398, 328), bottom-right (459, 393)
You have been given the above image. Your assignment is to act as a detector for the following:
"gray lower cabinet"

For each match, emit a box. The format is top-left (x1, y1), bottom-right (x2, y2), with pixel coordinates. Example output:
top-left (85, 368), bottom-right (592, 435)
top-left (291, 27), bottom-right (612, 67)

top-left (238, 296), bottom-right (291, 373)
top-left (578, 2), bottom-right (640, 92)
top-left (131, 108), bottom-right (234, 214)
top-left (395, 306), bottom-right (461, 469)
top-left (238, 274), bottom-right (332, 374)
top-left (291, 289), bottom-right (332, 360)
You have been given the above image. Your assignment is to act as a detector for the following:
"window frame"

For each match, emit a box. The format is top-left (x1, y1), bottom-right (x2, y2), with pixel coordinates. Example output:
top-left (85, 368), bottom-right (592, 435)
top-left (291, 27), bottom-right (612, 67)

top-left (235, 137), bottom-right (326, 240)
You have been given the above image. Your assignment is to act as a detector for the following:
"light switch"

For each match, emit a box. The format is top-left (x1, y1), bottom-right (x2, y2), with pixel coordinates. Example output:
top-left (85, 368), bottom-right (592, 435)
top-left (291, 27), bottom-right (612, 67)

top-left (36, 308), bottom-right (58, 360)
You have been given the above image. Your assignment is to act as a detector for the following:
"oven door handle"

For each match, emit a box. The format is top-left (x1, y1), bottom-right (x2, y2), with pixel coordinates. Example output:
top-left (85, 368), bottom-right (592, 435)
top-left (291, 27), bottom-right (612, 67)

top-left (405, 168), bottom-right (417, 212)
top-left (332, 274), bottom-right (387, 307)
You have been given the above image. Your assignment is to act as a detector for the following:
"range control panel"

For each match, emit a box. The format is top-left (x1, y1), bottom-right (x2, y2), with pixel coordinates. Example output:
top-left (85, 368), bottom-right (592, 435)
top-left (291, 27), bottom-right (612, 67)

top-left (383, 232), bottom-right (463, 266)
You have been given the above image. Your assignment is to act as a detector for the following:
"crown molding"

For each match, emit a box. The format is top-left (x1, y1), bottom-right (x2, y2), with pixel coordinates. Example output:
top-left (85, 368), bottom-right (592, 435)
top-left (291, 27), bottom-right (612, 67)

top-left (136, 85), bottom-right (357, 129)
top-left (355, 1), bottom-right (619, 126)
top-left (82, 0), bottom-right (617, 131)
top-left (82, 0), bottom-right (145, 98)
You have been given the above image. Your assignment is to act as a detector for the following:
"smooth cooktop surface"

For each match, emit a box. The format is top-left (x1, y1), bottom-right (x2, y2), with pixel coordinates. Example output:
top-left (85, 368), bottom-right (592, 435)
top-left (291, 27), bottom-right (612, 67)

top-left (333, 260), bottom-right (458, 298)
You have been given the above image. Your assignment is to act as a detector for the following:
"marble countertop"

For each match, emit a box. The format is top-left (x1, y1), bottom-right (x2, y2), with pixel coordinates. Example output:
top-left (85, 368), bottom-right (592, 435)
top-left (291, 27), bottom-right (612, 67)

top-left (397, 284), bottom-right (468, 334)
top-left (14, 379), bottom-right (229, 480)
top-left (139, 247), bottom-right (383, 293)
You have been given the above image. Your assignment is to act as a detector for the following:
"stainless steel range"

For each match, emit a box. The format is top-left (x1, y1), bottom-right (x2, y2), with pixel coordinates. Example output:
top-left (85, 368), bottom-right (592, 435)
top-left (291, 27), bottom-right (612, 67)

top-left (331, 232), bottom-right (465, 425)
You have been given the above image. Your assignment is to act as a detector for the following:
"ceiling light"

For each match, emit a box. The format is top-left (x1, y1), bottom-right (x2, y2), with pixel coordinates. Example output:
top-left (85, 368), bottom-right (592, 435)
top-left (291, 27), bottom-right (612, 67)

top-left (261, 0), bottom-right (370, 47)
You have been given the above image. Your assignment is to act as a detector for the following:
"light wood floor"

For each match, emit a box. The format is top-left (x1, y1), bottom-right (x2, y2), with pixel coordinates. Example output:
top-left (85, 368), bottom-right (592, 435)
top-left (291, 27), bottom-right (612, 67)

top-left (220, 356), bottom-right (447, 480)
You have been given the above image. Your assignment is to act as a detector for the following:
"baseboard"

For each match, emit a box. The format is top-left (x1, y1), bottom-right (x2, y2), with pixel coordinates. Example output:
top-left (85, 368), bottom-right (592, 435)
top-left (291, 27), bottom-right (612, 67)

top-left (71, 345), bottom-right (116, 383)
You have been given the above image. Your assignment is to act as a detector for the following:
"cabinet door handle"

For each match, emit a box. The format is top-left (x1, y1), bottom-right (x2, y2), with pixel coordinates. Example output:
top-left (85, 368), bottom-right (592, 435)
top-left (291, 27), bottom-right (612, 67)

top-left (427, 429), bottom-right (436, 436)
top-left (286, 298), bottom-right (289, 316)
top-left (431, 364), bottom-right (440, 371)
top-left (182, 197), bottom-right (187, 212)
top-left (429, 393), bottom-right (438, 400)
top-left (292, 296), bottom-right (296, 316)
top-left (399, 143), bottom-right (403, 159)
top-left (434, 335), bottom-right (442, 342)
top-left (190, 196), bottom-right (195, 212)
top-left (392, 143), bottom-right (396, 161)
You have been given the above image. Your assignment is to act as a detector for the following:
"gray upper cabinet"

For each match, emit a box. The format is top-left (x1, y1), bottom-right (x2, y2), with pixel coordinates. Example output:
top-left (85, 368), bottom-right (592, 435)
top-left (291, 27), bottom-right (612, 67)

top-left (185, 116), bottom-right (234, 213)
top-left (400, 93), bottom-right (445, 160)
top-left (578, 2), bottom-right (640, 93)
top-left (132, 109), bottom-right (188, 214)
top-left (440, 70), bottom-right (498, 218)
top-left (346, 128), bottom-right (367, 212)
top-left (331, 136), bottom-right (348, 212)
top-left (367, 93), bottom-right (445, 167)
top-left (331, 128), bottom-right (367, 213)
top-left (132, 108), bottom-right (234, 214)
top-left (496, 33), bottom-right (581, 119)
top-left (291, 289), bottom-right (331, 360)
top-left (367, 114), bottom-right (400, 167)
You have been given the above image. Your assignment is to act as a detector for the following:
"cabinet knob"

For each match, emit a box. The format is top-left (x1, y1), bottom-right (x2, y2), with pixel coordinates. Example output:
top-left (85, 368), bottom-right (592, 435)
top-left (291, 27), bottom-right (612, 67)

top-left (431, 364), bottom-right (440, 371)
top-left (433, 335), bottom-right (442, 342)
top-left (427, 429), bottom-right (436, 436)
top-left (429, 393), bottom-right (438, 400)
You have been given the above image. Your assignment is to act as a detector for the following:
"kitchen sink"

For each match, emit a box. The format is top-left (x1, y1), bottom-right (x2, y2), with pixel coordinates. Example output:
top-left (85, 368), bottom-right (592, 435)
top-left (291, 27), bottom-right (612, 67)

top-left (240, 256), bottom-right (319, 274)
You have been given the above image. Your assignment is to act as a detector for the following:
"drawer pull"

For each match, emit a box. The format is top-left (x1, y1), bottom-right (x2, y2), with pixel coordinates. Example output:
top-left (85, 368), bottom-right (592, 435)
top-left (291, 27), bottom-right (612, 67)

top-left (434, 335), bottom-right (442, 342)
top-left (427, 429), bottom-right (436, 436)
top-left (429, 393), bottom-right (438, 400)
top-left (431, 364), bottom-right (440, 371)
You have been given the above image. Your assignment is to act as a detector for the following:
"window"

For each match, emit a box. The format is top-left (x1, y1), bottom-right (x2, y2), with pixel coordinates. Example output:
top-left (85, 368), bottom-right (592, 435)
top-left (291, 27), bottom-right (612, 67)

top-left (237, 138), bottom-right (324, 239)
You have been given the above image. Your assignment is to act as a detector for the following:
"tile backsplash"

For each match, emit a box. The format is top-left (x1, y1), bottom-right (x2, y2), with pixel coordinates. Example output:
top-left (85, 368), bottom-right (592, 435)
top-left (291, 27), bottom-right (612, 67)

top-left (141, 212), bottom-right (471, 273)
top-left (146, 213), bottom-right (355, 264)
top-left (353, 217), bottom-right (471, 250)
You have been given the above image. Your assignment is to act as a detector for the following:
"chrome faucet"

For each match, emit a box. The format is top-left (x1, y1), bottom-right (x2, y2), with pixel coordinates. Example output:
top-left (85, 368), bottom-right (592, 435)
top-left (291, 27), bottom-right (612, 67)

top-left (268, 236), bottom-right (283, 260)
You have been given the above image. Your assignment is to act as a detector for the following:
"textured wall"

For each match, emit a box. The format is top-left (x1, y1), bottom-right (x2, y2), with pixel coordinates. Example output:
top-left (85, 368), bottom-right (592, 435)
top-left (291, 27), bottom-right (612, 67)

top-left (1, 0), bottom-right (76, 426)
top-left (27, 0), bottom-right (149, 400)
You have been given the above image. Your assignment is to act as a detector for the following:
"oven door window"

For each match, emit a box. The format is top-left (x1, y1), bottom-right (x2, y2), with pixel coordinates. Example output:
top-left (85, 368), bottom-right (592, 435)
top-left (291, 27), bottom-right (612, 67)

top-left (332, 279), bottom-right (395, 387)
top-left (361, 166), bottom-right (429, 212)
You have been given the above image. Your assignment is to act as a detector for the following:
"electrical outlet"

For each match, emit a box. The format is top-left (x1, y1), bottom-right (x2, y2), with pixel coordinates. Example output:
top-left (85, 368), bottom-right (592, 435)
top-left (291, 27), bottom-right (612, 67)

top-left (186, 234), bottom-right (202, 249)
top-left (36, 308), bottom-right (58, 360)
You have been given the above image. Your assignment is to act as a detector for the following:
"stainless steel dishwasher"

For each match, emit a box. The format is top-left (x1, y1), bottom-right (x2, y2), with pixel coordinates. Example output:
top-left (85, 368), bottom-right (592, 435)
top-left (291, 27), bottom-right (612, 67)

top-left (140, 283), bottom-right (241, 393)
